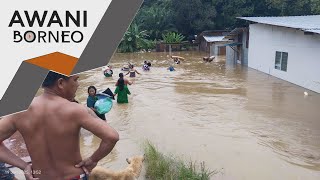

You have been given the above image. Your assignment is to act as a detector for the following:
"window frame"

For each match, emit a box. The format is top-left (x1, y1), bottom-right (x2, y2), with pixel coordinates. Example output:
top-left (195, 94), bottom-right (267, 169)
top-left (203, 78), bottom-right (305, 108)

top-left (274, 51), bottom-right (288, 72)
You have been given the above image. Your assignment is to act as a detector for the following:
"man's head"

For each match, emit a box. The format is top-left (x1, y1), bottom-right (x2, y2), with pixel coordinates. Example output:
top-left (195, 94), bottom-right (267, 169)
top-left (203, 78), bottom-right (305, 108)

top-left (42, 71), bottom-right (79, 101)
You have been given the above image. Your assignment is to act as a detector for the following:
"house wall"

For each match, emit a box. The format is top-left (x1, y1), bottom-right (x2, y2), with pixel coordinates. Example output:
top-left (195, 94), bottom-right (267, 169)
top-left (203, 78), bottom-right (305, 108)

top-left (248, 23), bottom-right (320, 93)
top-left (241, 29), bottom-right (249, 66)
top-left (210, 43), bottom-right (215, 56)
top-left (226, 46), bottom-right (235, 64)
top-left (210, 42), bottom-right (227, 56)
top-left (199, 37), bottom-right (209, 52)
top-left (225, 28), bottom-right (249, 66)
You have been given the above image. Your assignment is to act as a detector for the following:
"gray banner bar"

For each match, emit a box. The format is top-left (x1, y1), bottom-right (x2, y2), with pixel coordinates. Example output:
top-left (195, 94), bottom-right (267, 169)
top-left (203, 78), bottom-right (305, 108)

top-left (72, 0), bottom-right (144, 74)
top-left (0, 62), bottom-right (48, 117)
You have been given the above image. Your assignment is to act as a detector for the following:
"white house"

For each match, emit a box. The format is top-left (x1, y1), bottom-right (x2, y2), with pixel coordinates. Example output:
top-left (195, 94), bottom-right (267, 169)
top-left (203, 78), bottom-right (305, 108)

top-left (238, 15), bottom-right (320, 93)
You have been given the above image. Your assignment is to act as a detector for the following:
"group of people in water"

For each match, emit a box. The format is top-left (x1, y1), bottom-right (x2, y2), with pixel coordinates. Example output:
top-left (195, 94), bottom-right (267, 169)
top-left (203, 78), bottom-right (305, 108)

top-left (86, 73), bottom-right (133, 120)
top-left (90, 57), bottom-right (182, 119)
top-left (0, 53), bottom-right (218, 180)
top-left (87, 53), bottom-right (216, 121)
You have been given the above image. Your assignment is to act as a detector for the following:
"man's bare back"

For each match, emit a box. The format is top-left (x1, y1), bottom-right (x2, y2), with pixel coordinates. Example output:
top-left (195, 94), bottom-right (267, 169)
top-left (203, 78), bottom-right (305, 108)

top-left (14, 94), bottom-right (85, 179)
top-left (0, 72), bottom-right (119, 180)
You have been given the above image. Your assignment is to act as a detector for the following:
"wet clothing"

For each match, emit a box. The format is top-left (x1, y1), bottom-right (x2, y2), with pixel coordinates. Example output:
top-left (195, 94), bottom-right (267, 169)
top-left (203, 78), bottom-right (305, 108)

top-left (87, 96), bottom-right (97, 108)
top-left (129, 70), bottom-right (136, 77)
top-left (104, 69), bottom-right (113, 77)
top-left (67, 173), bottom-right (88, 180)
top-left (142, 64), bottom-right (150, 71)
top-left (114, 85), bottom-right (131, 103)
top-left (0, 162), bottom-right (14, 180)
top-left (168, 66), bottom-right (175, 71)
top-left (86, 96), bottom-right (106, 120)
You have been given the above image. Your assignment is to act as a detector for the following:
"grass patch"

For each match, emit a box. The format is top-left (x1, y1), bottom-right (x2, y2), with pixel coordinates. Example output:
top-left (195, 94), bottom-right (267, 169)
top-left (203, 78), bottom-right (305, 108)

top-left (143, 141), bottom-right (217, 180)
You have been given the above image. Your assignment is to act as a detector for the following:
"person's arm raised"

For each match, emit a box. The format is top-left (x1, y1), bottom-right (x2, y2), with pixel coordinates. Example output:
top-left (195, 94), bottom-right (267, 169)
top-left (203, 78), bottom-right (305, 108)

top-left (135, 70), bottom-right (141, 75)
top-left (74, 106), bottom-right (119, 171)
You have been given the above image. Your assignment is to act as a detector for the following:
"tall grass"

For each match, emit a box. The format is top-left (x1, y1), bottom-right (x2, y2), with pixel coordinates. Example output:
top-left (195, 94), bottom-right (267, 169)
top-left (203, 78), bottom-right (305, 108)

top-left (143, 141), bottom-right (217, 180)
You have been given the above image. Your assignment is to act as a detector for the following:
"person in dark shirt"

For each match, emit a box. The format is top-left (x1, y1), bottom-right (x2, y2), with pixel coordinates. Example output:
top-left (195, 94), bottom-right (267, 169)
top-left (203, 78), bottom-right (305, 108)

top-left (86, 86), bottom-right (106, 120)
top-left (125, 64), bottom-right (141, 77)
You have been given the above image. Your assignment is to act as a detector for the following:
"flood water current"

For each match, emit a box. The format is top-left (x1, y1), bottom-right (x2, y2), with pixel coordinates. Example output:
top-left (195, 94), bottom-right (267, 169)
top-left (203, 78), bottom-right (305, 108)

top-left (6, 51), bottom-right (320, 180)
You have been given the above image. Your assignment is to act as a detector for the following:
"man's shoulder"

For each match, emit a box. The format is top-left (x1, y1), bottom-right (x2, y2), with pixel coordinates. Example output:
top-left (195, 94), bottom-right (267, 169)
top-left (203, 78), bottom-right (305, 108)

top-left (31, 96), bottom-right (85, 114)
top-left (54, 102), bottom-right (90, 125)
top-left (62, 101), bottom-right (87, 114)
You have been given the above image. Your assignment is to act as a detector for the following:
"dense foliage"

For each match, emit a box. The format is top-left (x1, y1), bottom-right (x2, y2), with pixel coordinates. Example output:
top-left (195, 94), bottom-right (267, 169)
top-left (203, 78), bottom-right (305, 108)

top-left (119, 0), bottom-right (320, 52)
top-left (162, 32), bottom-right (185, 43)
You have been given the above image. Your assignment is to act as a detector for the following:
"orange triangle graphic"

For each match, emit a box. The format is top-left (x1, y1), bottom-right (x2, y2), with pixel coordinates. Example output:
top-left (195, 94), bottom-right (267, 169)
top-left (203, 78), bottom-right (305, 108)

top-left (25, 52), bottom-right (78, 75)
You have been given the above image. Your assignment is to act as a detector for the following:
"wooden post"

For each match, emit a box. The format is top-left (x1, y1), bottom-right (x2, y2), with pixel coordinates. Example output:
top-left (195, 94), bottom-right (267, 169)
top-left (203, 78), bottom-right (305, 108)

top-left (169, 44), bottom-right (172, 56)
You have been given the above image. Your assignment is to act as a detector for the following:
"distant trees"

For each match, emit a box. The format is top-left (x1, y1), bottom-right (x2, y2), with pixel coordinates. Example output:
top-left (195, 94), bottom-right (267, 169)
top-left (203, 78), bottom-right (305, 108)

top-left (170, 0), bottom-right (216, 35)
top-left (211, 0), bottom-right (320, 29)
top-left (135, 0), bottom-right (320, 38)
top-left (311, 0), bottom-right (320, 13)
top-left (162, 32), bottom-right (185, 43)
top-left (134, 0), bottom-right (175, 40)
top-left (118, 23), bottom-right (149, 53)
top-left (118, 0), bottom-right (320, 52)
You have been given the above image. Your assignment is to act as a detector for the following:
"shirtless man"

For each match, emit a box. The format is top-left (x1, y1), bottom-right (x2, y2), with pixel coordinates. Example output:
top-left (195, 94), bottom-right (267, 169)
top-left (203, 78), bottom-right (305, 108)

top-left (0, 71), bottom-right (119, 180)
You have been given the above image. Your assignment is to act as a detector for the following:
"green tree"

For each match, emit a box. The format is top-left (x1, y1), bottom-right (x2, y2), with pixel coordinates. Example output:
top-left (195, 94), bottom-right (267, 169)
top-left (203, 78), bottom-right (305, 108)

top-left (311, 0), bottom-right (320, 13)
top-left (162, 32), bottom-right (185, 43)
top-left (212, 0), bottom-right (254, 30)
top-left (171, 0), bottom-right (217, 35)
top-left (136, 5), bottom-right (176, 40)
top-left (124, 0), bottom-right (320, 48)
top-left (118, 23), bottom-right (149, 53)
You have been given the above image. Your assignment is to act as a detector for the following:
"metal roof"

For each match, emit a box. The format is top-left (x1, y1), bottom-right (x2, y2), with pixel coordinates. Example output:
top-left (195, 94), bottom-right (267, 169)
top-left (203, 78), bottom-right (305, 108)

top-left (222, 42), bottom-right (242, 46)
top-left (203, 35), bottom-right (227, 42)
top-left (237, 15), bottom-right (320, 34)
top-left (305, 29), bottom-right (320, 34)
top-left (228, 28), bottom-right (247, 36)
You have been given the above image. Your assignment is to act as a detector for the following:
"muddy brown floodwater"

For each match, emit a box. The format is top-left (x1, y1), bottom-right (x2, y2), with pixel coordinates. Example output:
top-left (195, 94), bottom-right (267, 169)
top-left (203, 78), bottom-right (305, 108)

top-left (7, 51), bottom-right (320, 179)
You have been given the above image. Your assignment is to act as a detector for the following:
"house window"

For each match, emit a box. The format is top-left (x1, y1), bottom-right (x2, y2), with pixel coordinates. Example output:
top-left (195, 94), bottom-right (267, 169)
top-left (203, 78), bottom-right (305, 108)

top-left (275, 51), bottom-right (288, 71)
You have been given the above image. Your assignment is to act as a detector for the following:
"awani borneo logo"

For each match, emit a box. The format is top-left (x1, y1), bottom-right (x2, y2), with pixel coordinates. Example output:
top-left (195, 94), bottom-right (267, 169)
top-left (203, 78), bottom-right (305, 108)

top-left (8, 10), bottom-right (87, 43)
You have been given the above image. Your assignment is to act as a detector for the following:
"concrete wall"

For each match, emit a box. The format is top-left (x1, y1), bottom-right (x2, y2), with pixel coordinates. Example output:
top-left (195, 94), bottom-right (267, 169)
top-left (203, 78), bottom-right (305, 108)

top-left (226, 46), bottom-right (236, 65)
top-left (210, 42), bottom-right (228, 56)
top-left (248, 23), bottom-right (320, 93)
top-left (225, 29), bottom-right (249, 66)
top-left (241, 30), bottom-right (249, 66)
